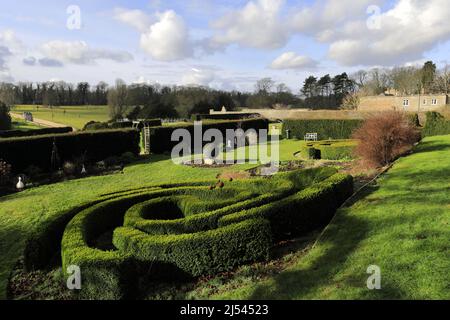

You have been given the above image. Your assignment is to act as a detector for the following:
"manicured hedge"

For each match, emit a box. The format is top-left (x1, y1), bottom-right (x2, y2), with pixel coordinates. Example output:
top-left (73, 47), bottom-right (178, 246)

top-left (219, 174), bottom-right (353, 240)
top-left (149, 118), bottom-right (269, 154)
top-left (83, 119), bottom-right (162, 131)
top-left (0, 126), bottom-right (73, 138)
top-left (56, 169), bottom-right (351, 299)
top-left (113, 218), bottom-right (271, 277)
top-left (0, 129), bottom-right (140, 173)
top-left (192, 113), bottom-right (262, 121)
top-left (283, 119), bottom-right (363, 140)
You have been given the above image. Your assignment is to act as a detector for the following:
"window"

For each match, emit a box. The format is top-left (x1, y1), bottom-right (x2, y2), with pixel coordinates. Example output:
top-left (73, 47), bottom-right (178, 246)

top-left (403, 99), bottom-right (409, 107)
top-left (432, 99), bottom-right (438, 105)
top-left (423, 99), bottom-right (427, 105)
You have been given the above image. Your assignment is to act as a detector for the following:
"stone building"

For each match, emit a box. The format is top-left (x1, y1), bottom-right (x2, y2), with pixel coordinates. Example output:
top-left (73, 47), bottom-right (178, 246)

top-left (358, 94), bottom-right (448, 112)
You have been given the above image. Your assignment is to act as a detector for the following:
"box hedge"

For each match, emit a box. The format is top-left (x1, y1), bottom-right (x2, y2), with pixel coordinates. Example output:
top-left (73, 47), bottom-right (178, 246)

top-left (218, 174), bottom-right (353, 240)
top-left (149, 118), bottom-right (269, 154)
top-left (113, 218), bottom-right (272, 278)
top-left (0, 126), bottom-right (73, 138)
top-left (283, 119), bottom-right (363, 140)
top-left (54, 169), bottom-right (352, 299)
top-left (0, 128), bottom-right (140, 173)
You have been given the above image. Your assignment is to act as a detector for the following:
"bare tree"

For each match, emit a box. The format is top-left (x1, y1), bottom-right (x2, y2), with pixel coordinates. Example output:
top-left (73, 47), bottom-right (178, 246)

top-left (108, 79), bottom-right (128, 120)
top-left (255, 78), bottom-right (275, 94)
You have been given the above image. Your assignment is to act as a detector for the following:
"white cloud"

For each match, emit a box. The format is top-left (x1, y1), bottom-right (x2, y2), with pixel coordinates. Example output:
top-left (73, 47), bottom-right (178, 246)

top-left (182, 68), bottom-right (215, 86)
top-left (115, 8), bottom-right (192, 61)
top-left (270, 52), bottom-right (317, 70)
top-left (0, 30), bottom-right (24, 81)
top-left (325, 0), bottom-right (450, 66)
top-left (114, 8), bottom-right (153, 33)
top-left (40, 41), bottom-right (133, 65)
top-left (208, 0), bottom-right (288, 50)
top-left (140, 10), bottom-right (192, 61)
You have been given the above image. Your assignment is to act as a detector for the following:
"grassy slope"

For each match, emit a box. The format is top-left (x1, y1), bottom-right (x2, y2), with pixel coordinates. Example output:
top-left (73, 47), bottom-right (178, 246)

top-left (212, 135), bottom-right (450, 300)
top-left (11, 105), bottom-right (110, 130)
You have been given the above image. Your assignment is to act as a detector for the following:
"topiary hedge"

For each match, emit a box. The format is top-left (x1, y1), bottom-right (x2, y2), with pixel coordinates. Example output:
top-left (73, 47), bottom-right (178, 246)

top-left (0, 126), bottom-right (73, 138)
top-left (0, 129), bottom-right (140, 173)
top-left (25, 168), bottom-right (352, 299)
top-left (283, 119), bottom-right (363, 140)
top-left (149, 118), bottom-right (269, 154)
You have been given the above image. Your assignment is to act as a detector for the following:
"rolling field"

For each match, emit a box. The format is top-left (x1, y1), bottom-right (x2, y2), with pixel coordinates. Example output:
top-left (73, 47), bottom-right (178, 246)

top-left (11, 105), bottom-right (111, 130)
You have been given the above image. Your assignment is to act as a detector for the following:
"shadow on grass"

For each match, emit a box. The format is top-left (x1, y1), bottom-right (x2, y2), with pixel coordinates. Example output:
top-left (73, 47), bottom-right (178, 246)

top-left (412, 140), bottom-right (450, 155)
top-left (245, 180), bottom-right (413, 300)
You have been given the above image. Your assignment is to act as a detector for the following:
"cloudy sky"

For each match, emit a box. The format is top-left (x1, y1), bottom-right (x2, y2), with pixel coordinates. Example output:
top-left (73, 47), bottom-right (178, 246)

top-left (0, 0), bottom-right (449, 91)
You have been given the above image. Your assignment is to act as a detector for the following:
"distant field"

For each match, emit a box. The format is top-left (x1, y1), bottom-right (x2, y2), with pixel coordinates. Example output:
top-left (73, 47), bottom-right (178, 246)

top-left (11, 105), bottom-right (111, 130)
top-left (10, 119), bottom-right (42, 130)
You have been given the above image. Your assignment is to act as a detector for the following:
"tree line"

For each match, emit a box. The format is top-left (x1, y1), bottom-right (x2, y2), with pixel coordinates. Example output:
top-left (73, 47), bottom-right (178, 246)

top-left (0, 60), bottom-right (449, 121)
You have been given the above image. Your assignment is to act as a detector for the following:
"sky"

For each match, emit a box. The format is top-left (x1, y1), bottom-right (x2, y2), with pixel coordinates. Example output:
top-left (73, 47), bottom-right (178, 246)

top-left (0, 0), bottom-right (449, 92)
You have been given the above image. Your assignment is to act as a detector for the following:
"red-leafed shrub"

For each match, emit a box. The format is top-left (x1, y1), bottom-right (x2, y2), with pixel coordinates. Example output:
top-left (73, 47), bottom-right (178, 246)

top-left (352, 111), bottom-right (421, 168)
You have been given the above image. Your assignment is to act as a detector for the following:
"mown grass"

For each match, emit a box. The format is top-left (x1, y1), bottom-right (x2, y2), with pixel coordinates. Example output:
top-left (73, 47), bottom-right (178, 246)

top-left (10, 119), bottom-right (43, 130)
top-left (208, 135), bottom-right (450, 300)
top-left (11, 105), bottom-right (111, 130)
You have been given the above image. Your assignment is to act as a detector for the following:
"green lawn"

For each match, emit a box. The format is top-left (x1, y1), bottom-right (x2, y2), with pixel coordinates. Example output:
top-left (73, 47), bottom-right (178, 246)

top-left (210, 135), bottom-right (450, 300)
top-left (11, 105), bottom-right (111, 130)
top-left (10, 119), bottom-right (43, 130)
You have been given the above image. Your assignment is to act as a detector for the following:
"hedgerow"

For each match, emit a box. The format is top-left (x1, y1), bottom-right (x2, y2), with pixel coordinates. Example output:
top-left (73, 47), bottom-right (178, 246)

top-left (149, 118), bottom-right (269, 154)
top-left (0, 126), bottom-right (73, 138)
top-left (283, 119), bottom-right (363, 140)
top-left (0, 128), bottom-right (140, 172)
top-left (26, 167), bottom-right (352, 299)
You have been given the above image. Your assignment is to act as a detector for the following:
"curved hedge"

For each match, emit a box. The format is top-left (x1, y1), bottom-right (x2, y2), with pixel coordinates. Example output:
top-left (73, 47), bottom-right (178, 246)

top-left (40, 167), bottom-right (353, 299)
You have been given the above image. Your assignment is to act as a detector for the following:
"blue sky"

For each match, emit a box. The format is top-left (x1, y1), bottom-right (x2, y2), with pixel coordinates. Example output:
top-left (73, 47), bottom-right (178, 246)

top-left (0, 0), bottom-right (449, 92)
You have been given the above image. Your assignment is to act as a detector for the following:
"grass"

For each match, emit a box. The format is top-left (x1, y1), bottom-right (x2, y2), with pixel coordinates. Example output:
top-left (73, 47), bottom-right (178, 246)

top-left (11, 105), bottom-right (111, 130)
top-left (207, 135), bottom-right (450, 300)
top-left (10, 119), bottom-right (43, 130)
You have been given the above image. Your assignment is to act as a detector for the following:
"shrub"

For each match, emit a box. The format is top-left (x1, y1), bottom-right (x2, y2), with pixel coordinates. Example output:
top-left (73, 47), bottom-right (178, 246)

top-left (319, 145), bottom-right (355, 160)
top-left (352, 111), bottom-right (421, 168)
top-left (120, 152), bottom-right (138, 164)
top-left (422, 111), bottom-right (450, 137)
top-left (283, 119), bottom-right (363, 140)
top-left (0, 129), bottom-right (140, 173)
top-left (0, 127), bottom-right (73, 138)
top-left (62, 161), bottom-right (77, 175)
top-left (407, 113), bottom-right (420, 127)
top-left (0, 102), bottom-right (11, 131)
